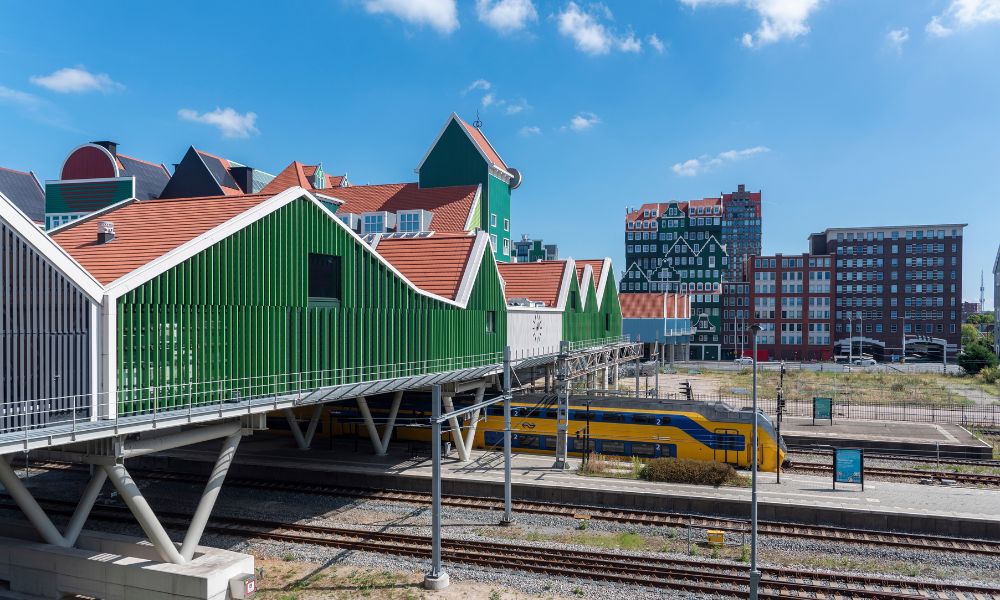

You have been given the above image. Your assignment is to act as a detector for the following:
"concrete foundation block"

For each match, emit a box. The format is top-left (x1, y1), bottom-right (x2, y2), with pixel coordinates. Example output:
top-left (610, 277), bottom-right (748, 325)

top-left (0, 522), bottom-right (253, 600)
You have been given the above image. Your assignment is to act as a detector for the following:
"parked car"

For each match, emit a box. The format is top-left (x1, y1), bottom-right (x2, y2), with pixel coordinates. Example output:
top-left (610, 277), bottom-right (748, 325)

top-left (853, 358), bottom-right (877, 366)
top-left (734, 356), bottom-right (754, 366)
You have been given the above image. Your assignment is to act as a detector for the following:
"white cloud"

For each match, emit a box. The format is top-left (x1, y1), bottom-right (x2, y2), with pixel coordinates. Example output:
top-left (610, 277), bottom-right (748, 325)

top-left (671, 146), bottom-right (770, 176)
top-left (29, 67), bottom-right (124, 94)
top-left (481, 93), bottom-right (496, 107)
top-left (464, 79), bottom-right (492, 94)
top-left (364, 0), bottom-right (458, 34)
top-left (926, 0), bottom-right (1000, 37)
top-left (178, 107), bottom-right (259, 138)
top-left (619, 31), bottom-right (642, 52)
top-left (0, 85), bottom-right (43, 107)
top-left (504, 98), bottom-right (530, 114)
top-left (476, 0), bottom-right (538, 32)
top-left (648, 33), bottom-right (666, 53)
top-left (519, 125), bottom-right (542, 136)
top-left (886, 27), bottom-right (909, 51)
top-left (557, 2), bottom-right (613, 54)
top-left (679, 0), bottom-right (821, 48)
top-left (556, 2), bottom-right (648, 56)
top-left (563, 111), bottom-right (601, 132)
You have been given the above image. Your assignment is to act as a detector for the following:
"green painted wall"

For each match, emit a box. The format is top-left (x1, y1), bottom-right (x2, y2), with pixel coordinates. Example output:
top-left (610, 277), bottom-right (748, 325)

top-left (46, 178), bottom-right (134, 215)
top-left (115, 197), bottom-right (507, 414)
top-left (418, 119), bottom-right (512, 263)
top-left (599, 277), bottom-right (624, 340)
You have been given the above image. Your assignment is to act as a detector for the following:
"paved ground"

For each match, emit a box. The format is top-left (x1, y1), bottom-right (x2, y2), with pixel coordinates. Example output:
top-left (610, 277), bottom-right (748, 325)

top-left (780, 417), bottom-right (986, 446)
top-left (164, 436), bottom-right (1000, 526)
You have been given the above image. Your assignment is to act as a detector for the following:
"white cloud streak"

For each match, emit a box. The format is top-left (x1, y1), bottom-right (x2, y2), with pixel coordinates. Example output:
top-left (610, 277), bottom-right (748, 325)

top-left (886, 27), bottom-right (909, 51)
top-left (564, 112), bottom-right (601, 131)
top-left (648, 33), bottom-right (666, 53)
top-left (0, 85), bottom-right (74, 129)
top-left (679, 0), bottom-right (821, 48)
top-left (672, 146), bottom-right (770, 176)
top-left (926, 0), bottom-right (1000, 37)
top-left (30, 67), bottom-right (124, 94)
top-left (178, 107), bottom-right (259, 138)
top-left (476, 0), bottom-right (538, 32)
top-left (519, 125), bottom-right (542, 136)
top-left (364, 0), bottom-right (459, 34)
top-left (557, 2), bottom-right (647, 55)
top-left (464, 79), bottom-right (492, 94)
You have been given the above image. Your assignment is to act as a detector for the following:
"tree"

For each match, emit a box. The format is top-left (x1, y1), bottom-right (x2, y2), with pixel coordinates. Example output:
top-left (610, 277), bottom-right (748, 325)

top-left (958, 341), bottom-right (998, 375)
top-left (961, 323), bottom-right (981, 347)
top-left (966, 312), bottom-right (995, 325)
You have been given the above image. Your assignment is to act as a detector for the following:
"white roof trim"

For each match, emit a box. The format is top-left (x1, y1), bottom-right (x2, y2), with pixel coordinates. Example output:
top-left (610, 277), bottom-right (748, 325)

top-left (415, 113), bottom-right (513, 179)
top-left (577, 263), bottom-right (594, 310)
top-left (99, 187), bottom-right (479, 308)
top-left (590, 258), bottom-right (613, 309)
top-left (453, 231), bottom-right (491, 306)
top-left (463, 184), bottom-right (482, 231)
top-left (0, 192), bottom-right (103, 301)
top-left (556, 259), bottom-right (576, 311)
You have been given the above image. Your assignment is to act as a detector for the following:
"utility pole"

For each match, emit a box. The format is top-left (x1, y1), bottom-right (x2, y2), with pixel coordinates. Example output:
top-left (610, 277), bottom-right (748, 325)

top-left (424, 385), bottom-right (448, 590)
top-left (848, 313), bottom-right (853, 365)
top-left (749, 324), bottom-right (762, 600)
top-left (554, 341), bottom-right (571, 470)
top-left (776, 361), bottom-right (785, 484)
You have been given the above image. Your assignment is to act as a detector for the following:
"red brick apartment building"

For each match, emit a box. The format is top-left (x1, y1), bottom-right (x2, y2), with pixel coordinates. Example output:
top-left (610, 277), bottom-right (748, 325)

top-left (746, 253), bottom-right (835, 361)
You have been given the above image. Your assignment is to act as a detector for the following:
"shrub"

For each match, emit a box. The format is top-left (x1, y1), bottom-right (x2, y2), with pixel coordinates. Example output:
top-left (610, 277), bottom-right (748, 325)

top-left (958, 341), bottom-right (998, 375)
top-left (978, 366), bottom-right (1000, 385)
top-left (640, 457), bottom-right (736, 486)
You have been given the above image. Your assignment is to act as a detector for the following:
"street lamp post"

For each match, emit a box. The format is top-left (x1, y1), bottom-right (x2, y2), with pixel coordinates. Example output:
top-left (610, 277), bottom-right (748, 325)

top-left (749, 323), bottom-right (762, 600)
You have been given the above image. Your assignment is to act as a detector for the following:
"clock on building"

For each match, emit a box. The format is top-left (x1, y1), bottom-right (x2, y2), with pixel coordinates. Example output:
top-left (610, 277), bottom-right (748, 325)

top-left (531, 314), bottom-right (544, 342)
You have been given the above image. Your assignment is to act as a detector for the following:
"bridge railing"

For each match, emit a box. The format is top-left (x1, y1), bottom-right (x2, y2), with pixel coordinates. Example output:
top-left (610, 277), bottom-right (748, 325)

top-left (0, 350), bottom-right (505, 437)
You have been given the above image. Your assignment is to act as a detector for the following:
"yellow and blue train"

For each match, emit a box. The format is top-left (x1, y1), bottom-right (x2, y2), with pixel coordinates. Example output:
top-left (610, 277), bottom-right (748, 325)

top-left (278, 393), bottom-right (787, 472)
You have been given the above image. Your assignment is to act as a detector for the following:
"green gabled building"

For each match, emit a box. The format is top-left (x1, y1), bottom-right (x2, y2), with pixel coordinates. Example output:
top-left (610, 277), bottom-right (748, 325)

top-left (51, 187), bottom-right (507, 415)
top-left (417, 113), bottom-right (521, 263)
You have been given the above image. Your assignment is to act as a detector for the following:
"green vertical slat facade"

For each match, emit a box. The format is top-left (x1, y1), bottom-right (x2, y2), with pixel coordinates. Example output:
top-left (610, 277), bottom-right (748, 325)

top-left (562, 271), bottom-right (624, 343)
top-left (116, 198), bottom-right (507, 414)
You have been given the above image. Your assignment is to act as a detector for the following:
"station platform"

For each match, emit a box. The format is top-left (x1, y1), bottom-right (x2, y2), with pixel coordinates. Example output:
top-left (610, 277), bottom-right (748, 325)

top-left (138, 434), bottom-right (1000, 540)
top-left (779, 417), bottom-right (993, 458)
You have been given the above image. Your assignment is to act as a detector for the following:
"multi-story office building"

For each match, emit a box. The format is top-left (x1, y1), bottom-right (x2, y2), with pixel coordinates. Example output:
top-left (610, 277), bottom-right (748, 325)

top-left (721, 184), bottom-right (762, 283)
top-left (745, 253), bottom-right (835, 361)
top-left (623, 192), bottom-right (746, 360)
top-left (512, 234), bottom-right (558, 262)
top-left (810, 224), bottom-right (966, 361)
top-left (722, 281), bottom-right (752, 358)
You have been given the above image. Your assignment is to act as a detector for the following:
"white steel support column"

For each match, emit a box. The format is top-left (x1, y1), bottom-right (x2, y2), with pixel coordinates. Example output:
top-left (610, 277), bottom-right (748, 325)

top-left (462, 385), bottom-right (486, 455)
top-left (554, 341), bottom-right (570, 470)
top-left (355, 397), bottom-right (384, 455)
top-left (180, 429), bottom-right (241, 561)
top-left (103, 463), bottom-right (185, 564)
top-left (501, 347), bottom-right (514, 526)
top-left (283, 405), bottom-right (324, 450)
top-left (0, 455), bottom-right (107, 548)
top-left (442, 394), bottom-right (471, 462)
top-left (378, 391), bottom-right (404, 456)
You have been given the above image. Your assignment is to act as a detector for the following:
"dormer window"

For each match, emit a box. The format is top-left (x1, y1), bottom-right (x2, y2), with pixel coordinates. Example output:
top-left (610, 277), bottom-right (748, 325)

top-left (397, 209), bottom-right (432, 233)
top-left (361, 211), bottom-right (396, 234)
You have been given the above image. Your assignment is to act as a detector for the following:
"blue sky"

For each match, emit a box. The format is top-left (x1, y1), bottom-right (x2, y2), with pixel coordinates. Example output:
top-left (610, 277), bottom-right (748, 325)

top-left (1, 1), bottom-right (998, 305)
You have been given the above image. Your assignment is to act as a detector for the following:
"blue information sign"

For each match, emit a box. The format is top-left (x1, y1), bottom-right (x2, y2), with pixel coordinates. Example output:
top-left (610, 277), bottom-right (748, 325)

top-left (833, 448), bottom-right (864, 489)
top-left (813, 397), bottom-right (833, 423)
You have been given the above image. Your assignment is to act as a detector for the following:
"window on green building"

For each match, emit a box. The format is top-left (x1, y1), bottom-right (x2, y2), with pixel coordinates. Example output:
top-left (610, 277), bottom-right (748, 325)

top-left (486, 310), bottom-right (497, 333)
top-left (308, 253), bottom-right (342, 304)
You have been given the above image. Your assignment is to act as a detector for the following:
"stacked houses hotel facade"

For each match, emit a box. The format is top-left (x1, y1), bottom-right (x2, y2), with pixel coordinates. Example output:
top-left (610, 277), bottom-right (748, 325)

top-left (623, 186), bottom-right (966, 362)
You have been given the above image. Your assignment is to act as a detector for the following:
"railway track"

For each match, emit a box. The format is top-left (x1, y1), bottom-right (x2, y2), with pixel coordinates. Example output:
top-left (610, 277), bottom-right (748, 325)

top-left (788, 462), bottom-right (1000, 486)
top-left (16, 498), bottom-right (1000, 600)
top-left (21, 462), bottom-right (999, 557)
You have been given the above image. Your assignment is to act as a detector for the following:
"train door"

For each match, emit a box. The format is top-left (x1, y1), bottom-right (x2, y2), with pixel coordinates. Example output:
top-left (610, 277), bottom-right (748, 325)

top-left (713, 428), bottom-right (742, 466)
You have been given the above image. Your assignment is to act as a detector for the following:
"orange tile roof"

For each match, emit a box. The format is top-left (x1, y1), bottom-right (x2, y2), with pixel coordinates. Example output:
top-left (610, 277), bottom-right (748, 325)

top-left (326, 183), bottom-right (477, 233)
top-left (498, 260), bottom-right (567, 308)
top-left (575, 259), bottom-right (606, 289)
top-left (375, 233), bottom-right (476, 300)
top-left (625, 202), bottom-right (675, 223)
top-left (52, 194), bottom-right (273, 285)
top-left (457, 117), bottom-right (508, 171)
top-left (260, 161), bottom-right (312, 195)
top-left (620, 293), bottom-right (690, 319)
